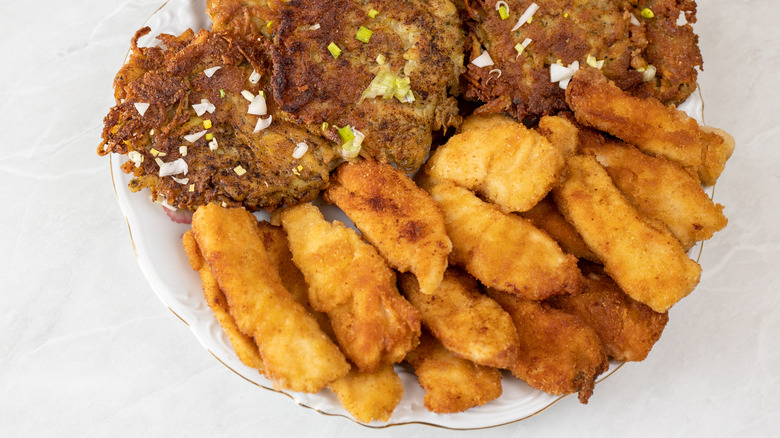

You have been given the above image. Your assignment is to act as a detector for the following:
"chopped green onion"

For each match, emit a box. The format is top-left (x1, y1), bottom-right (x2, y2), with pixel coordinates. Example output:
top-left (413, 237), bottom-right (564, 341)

top-left (219, 89), bottom-right (226, 98)
top-left (586, 55), bottom-right (604, 69)
top-left (356, 26), bottom-right (373, 43)
top-left (338, 125), bottom-right (355, 143)
top-left (640, 8), bottom-right (654, 18)
top-left (340, 127), bottom-right (365, 159)
top-left (368, 9), bottom-right (379, 18)
top-left (376, 54), bottom-right (386, 65)
top-left (205, 133), bottom-right (214, 141)
top-left (359, 69), bottom-right (415, 103)
top-left (322, 122), bottom-right (329, 131)
top-left (266, 20), bottom-right (273, 29)
top-left (498, 5), bottom-right (509, 20)
top-left (328, 42), bottom-right (341, 59)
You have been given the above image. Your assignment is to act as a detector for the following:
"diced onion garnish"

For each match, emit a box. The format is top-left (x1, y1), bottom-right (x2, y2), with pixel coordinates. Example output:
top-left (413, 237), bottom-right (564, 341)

top-left (630, 14), bottom-right (640, 26)
top-left (310, 23), bottom-right (321, 30)
top-left (642, 64), bottom-right (657, 82)
top-left (515, 37), bottom-right (532, 57)
top-left (511, 3), bottom-right (539, 32)
top-left (292, 142), bottom-right (309, 159)
top-left (586, 55), bottom-right (604, 69)
top-left (368, 9), bottom-right (379, 18)
top-left (234, 165), bottom-right (247, 176)
top-left (328, 42), bottom-right (342, 59)
top-left (183, 130), bottom-right (207, 143)
top-left (496, 1), bottom-right (510, 20)
top-left (340, 127), bottom-right (365, 159)
top-left (128, 151), bottom-right (144, 167)
top-left (159, 197), bottom-right (177, 211)
top-left (134, 102), bottom-right (150, 116)
top-left (159, 158), bottom-right (188, 177)
top-left (209, 137), bottom-right (219, 151)
top-left (254, 115), bottom-right (272, 132)
top-left (155, 157), bottom-right (164, 167)
top-left (241, 90), bottom-right (255, 102)
top-left (249, 70), bottom-right (261, 84)
top-left (172, 176), bottom-right (189, 185)
top-left (247, 94), bottom-right (267, 116)
top-left (376, 54), bottom-right (386, 65)
top-left (192, 99), bottom-right (215, 116)
top-left (640, 8), bottom-right (654, 19)
top-left (471, 50), bottom-right (494, 68)
top-left (179, 146), bottom-right (187, 156)
top-left (189, 184), bottom-right (195, 192)
top-left (550, 60), bottom-right (579, 89)
top-left (204, 66), bottom-right (221, 77)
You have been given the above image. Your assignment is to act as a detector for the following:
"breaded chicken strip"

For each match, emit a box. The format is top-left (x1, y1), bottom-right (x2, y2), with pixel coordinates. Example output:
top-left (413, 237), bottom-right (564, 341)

top-left (566, 68), bottom-right (734, 185)
top-left (579, 129), bottom-right (727, 250)
top-left (424, 118), bottom-right (565, 213)
top-left (279, 203), bottom-right (421, 372)
top-left (552, 155), bottom-right (702, 312)
top-left (399, 270), bottom-right (519, 369)
top-left (183, 230), bottom-right (265, 373)
top-left (191, 204), bottom-right (350, 392)
top-left (427, 181), bottom-right (584, 300)
top-left (328, 364), bottom-right (404, 423)
top-left (547, 264), bottom-right (669, 362)
top-left (487, 289), bottom-right (608, 404)
top-left (520, 196), bottom-right (600, 263)
top-left (324, 160), bottom-right (451, 295)
top-left (405, 332), bottom-right (502, 414)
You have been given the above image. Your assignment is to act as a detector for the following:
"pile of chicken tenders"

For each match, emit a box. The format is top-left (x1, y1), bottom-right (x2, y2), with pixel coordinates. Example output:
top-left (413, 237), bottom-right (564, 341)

top-left (182, 66), bottom-right (733, 422)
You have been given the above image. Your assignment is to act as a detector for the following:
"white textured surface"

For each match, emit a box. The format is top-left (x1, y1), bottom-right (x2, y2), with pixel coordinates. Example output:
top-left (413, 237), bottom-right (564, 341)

top-left (1, 0), bottom-right (779, 436)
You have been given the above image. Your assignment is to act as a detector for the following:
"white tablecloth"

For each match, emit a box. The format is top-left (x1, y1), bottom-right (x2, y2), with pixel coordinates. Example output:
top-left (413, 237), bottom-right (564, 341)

top-left (1, 1), bottom-right (778, 436)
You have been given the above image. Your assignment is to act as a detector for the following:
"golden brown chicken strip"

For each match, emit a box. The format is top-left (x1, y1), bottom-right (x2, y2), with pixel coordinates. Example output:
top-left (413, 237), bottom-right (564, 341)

top-left (566, 68), bottom-right (734, 185)
top-left (424, 118), bottom-right (565, 213)
top-left (191, 204), bottom-right (350, 392)
top-left (520, 196), bottom-right (600, 263)
top-left (399, 270), bottom-right (519, 369)
top-left (487, 289), bottom-right (608, 404)
top-left (427, 181), bottom-right (584, 300)
top-left (328, 364), bottom-right (404, 423)
top-left (324, 160), bottom-right (451, 295)
top-left (405, 332), bottom-right (502, 414)
top-left (183, 230), bottom-right (265, 373)
top-left (537, 113), bottom-right (580, 157)
top-left (579, 129), bottom-right (728, 250)
top-left (279, 203), bottom-right (421, 372)
top-left (552, 155), bottom-right (702, 312)
top-left (547, 264), bottom-right (669, 362)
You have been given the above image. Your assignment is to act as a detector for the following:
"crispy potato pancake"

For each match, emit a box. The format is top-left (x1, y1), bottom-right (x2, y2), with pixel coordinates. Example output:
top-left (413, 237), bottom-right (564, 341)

top-left (99, 28), bottom-right (339, 212)
top-left (552, 155), bottom-right (702, 312)
top-left (405, 332), bottom-right (503, 414)
top-left (279, 203), bottom-right (421, 372)
top-left (328, 364), bottom-right (404, 423)
top-left (218, 0), bottom-right (465, 172)
top-left (547, 264), bottom-right (669, 362)
top-left (191, 204), bottom-right (350, 392)
top-left (182, 230), bottom-right (266, 373)
top-left (566, 68), bottom-right (735, 185)
top-left (324, 160), bottom-right (452, 295)
top-left (487, 289), bottom-right (608, 404)
top-left (579, 129), bottom-right (727, 250)
top-left (424, 118), bottom-right (565, 213)
top-left (427, 181), bottom-right (584, 300)
top-left (399, 270), bottom-right (519, 369)
top-left (520, 196), bottom-right (600, 262)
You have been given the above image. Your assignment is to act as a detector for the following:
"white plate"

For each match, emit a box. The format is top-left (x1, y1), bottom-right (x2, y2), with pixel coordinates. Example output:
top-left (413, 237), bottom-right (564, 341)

top-left (110, 0), bottom-right (704, 429)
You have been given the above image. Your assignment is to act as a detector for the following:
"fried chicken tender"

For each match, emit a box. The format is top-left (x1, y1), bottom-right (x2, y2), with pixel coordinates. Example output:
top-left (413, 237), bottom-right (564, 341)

top-left (427, 181), bottom-right (584, 300)
top-left (278, 203), bottom-right (421, 372)
top-left (537, 113), bottom-right (580, 156)
top-left (566, 68), bottom-right (735, 185)
top-left (328, 364), bottom-right (404, 423)
top-left (405, 332), bottom-right (502, 414)
top-left (324, 160), bottom-right (451, 295)
top-left (424, 118), bottom-right (565, 213)
top-left (547, 264), bottom-right (669, 362)
top-left (191, 204), bottom-right (350, 392)
top-left (579, 129), bottom-right (728, 250)
top-left (520, 196), bottom-right (600, 263)
top-left (487, 289), bottom-right (608, 404)
top-left (399, 270), bottom-right (519, 369)
top-left (182, 230), bottom-right (265, 373)
top-left (552, 155), bottom-right (702, 312)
